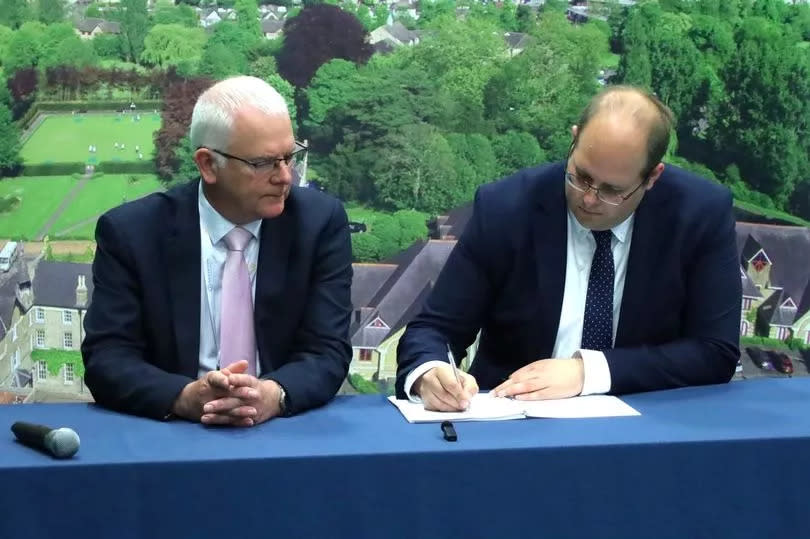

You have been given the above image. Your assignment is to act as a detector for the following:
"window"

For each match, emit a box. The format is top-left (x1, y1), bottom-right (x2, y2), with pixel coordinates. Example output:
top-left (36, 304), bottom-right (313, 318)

top-left (12, 349), bottom-right (20, 369)
top-left (11, 326), bottom-right (16, 342)
top-left (35, 307), bottom-right (45, 323)
top-left (37, 360), bottom-right (48, 380)
top-left (358, 348), bottom-right (373, 362)
top-left (36, 329), bottom-right (45, 348)
top-left (740, 321), bottom-right (749, 337)
top-left (63, 332), bottom-right (73, 349)
top-left (63, 310), bottom-right (73, 324)
top-left (742, 298), bottom-right (753, 312)
top-left (775, 326), bottom-right (789, 340)
top-left (63, 363), bottom-right (74, 384)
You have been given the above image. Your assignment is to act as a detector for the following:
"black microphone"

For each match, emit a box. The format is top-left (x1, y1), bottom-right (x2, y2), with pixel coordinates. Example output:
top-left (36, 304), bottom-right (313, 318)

top-left (11, 422), bottom-right (80, 458)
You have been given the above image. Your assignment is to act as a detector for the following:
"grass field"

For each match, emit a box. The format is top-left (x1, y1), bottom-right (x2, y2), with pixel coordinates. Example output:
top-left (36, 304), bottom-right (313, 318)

top-left (21, 112), bottom-right (161, 165)
top-left (51, 174), bottom-right (164, 237)
top-left (0, 176), bottom-right (78, 239)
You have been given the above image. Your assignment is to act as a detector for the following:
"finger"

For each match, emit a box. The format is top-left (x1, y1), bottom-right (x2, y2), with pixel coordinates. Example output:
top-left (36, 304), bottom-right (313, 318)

top-left (492, 378), bottom-right (517, 396)
top-left (499, 378), bottom-right (548, 398)
top-left (228, 373), bottom-right (260, 388)
top-left (201, 414), bottom-right (255, 427)
top-left (201, 405), bottom-right (257, 422)
top-left (229, 385), bottom-right (261, 400)
top-left (221, 360), bottom-right (249, 375)
top-left (461, 372), bottom-right (479, 396)
top-left (203, 397), bottom-right (246, 414)
top-left (434, 368), bottom-right (467, 402)
top-left (422, 388), bottom-right (466, 412)
top-left (206, 371), bottom-right (231, 391)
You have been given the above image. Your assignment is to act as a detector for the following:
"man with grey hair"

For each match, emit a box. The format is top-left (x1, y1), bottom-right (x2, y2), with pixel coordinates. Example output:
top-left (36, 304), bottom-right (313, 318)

top-left (82, 76), bottom-right (353, 426)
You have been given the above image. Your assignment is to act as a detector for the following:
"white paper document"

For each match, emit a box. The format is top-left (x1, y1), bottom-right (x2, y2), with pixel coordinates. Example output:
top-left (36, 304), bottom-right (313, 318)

top-left (387, 393), bottom-right (640, 423)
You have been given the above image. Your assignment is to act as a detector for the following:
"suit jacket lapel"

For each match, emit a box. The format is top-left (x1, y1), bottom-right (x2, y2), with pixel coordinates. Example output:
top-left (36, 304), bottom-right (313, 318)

top-left (165, 180), bottom-right (202, 378)
top-left (615, 188), bottom-right (662, 346)
top-left (533, 167), bottom-right (568, 357)
top-left (255, 199), bottom-right (292, 371)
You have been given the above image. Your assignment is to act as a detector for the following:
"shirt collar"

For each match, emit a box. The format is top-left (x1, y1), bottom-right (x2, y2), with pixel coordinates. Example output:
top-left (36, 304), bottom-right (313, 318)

top-left (198, 182), bottom-right (262, 246)
top-left (567, 209), bottom-right (634, 244)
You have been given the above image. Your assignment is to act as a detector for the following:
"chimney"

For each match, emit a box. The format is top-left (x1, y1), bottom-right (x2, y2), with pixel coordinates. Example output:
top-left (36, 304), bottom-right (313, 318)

top-left (76, 275), bottom-right (88, 307)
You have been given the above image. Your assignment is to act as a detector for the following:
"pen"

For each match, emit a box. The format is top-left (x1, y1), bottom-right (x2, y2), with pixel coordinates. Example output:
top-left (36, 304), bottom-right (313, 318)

top-left (446, 343), bottom-right (461, 385)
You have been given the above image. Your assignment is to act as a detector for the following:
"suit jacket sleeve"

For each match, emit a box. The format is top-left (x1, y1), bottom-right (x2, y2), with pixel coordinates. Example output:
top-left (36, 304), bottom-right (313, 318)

top-left (262, 198), bottom-right (353, 415)
top-left (395, 187), bottom-right (497, 398)
top-left (81, 214), bottom-right (191, 419)
top-left (605, 190), bottom-right (742, 393)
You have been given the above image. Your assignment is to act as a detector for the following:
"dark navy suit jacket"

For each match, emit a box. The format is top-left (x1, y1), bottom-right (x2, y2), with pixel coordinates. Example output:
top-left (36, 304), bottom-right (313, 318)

top-left (396, 162), bottom-right (742, 398)
top-left (82, 179), bottom-right (353, 419)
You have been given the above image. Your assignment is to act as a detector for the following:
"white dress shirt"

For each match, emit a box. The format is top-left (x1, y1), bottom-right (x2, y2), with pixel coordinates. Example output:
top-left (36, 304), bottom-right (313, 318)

top-left (404, 209), bottom-right (635, 400)
top-left (197, 183), bottom-right (263, 378)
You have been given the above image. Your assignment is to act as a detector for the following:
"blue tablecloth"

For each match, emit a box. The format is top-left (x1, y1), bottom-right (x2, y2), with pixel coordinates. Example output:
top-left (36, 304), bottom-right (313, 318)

top-left (2, 377), bottom-right (810, 539)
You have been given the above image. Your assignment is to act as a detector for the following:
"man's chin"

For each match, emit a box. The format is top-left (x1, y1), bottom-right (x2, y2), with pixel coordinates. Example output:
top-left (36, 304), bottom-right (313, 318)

top-left (259, 197), bottom-right (286, 219)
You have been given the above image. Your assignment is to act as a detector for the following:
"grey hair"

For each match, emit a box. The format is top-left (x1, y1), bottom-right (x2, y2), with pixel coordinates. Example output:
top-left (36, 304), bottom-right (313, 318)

top-left (190, 76), bottom-right (290, 164)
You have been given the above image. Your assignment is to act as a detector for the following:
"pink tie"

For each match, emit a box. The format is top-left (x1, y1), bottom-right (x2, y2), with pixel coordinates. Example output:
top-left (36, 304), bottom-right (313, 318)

top-left (220, 227), bottom-right (256, 375)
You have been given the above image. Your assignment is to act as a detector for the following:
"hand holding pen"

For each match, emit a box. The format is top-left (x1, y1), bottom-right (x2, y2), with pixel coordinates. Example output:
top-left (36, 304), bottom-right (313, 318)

top-left (413, 342), bottom-right (479, 412)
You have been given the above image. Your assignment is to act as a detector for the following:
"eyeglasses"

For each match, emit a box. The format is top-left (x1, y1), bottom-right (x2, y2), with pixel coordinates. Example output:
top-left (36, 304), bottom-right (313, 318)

top-left (202, 140), bottom-right (308, 177)
top-left (565, 171), bottom-right (645, 206)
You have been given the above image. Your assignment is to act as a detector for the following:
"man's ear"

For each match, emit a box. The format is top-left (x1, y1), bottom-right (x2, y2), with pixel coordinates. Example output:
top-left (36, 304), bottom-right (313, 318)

top-left (194, 148), bottom-right (218, 185)
top-left (645, 163), bottom-right (665, 191)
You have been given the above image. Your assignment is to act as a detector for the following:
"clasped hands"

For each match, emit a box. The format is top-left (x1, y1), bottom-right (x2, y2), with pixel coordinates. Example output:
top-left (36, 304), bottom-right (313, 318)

top-left (172, 360), bottom-right (282, 427)
top-left (415, 357), bottom-right (585, 412)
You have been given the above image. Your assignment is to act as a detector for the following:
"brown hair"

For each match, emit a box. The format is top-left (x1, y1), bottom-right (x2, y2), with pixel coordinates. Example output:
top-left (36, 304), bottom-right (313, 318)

top-left (572, 85), bottom-right (674, 180)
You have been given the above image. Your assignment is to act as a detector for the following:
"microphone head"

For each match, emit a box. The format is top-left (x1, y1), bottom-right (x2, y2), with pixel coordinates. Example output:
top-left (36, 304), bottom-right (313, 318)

top-left (44, 428), bottom-right (80, 458)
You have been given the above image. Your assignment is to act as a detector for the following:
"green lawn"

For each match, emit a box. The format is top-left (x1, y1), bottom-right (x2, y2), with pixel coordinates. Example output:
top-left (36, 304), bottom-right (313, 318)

top-left (21, 113), bottom-right (161, 165)
top-left (0, 176), bottom-right (78, 239)
top-left (735, 200), bottom-right (810, 228)
top-left (51, 174), bottom-right (164, 237)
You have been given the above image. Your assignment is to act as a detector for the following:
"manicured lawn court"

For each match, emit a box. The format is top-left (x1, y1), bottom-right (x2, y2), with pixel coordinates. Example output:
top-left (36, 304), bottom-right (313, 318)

top-left (51, 174), bottom-right (163, 236)
top-left (21, 112), bottom-right (161, 165)
top-left (0, 176), bottom-right (77, 239)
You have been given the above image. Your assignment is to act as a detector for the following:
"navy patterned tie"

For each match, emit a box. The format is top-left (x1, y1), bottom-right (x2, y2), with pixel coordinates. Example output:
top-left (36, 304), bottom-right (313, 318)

top-left (581, 230), bottom-right (614, 350)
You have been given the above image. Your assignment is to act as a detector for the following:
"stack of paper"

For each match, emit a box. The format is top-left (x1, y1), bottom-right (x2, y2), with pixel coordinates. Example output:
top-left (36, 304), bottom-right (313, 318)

top-left (387, 393), bottom-right (640, 423)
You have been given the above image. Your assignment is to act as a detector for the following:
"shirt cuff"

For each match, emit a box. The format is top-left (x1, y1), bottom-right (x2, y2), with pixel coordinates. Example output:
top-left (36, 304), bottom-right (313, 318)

top-left (575, 349), bottom-right (611, 395)
top-left (403, 360), bottom-right (450, 403)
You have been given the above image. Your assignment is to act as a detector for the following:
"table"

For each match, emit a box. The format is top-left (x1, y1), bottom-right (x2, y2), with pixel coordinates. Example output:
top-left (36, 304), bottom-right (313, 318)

top-left (2, 377), bottom-right (810, 539)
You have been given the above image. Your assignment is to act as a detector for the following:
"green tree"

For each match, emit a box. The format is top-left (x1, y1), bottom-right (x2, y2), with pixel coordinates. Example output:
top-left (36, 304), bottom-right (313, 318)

top-left (235, 0), bottom-right (262, 40)
top-left (371, 123), bottom-right (461, 215)
top-left (491, 131), bottom-right (545, 177)
top-left (394, 209), bottom-right (427, 249)
top-left (85, 3), bottom-right (101, 17)
top-left (446, 133), bottom-right (499, 199)
top-left (37, 0), bottom-right (64, 24)
top-left (40, 32), bottom-right (97, 70)
top-left (0, 25), bottom-right (13, 67)
top-left (141, 24), bottom-right (206, 68)
top-left (117, 0), bottom-right (149, 63)
top-left (4, 21), bottom-right (45, 73)
top-left (411, 17), bottom-right (505, 133)
top-left (152, 1), bottom-right (199, 27)
top-left (92, 34), bottom-right (124, 59)
top-left (416, 0), bottom-right (454, 27)
top-left (264, 72), bottom-right (297, 125)
top-left (369, 214), bottom-right (401, 259)
top-left (0, 0), bottom-right (32, 29)
top-left (199, 42), bottom-right (246, 79)
top-left (712, 17), bottom-right (810, 206)
top-left (305, 59), bottom-right (362, 127)
top-left (351, 232), bottom-right (381, 262)
top-left (0, 103), bottom-right (21, 173)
